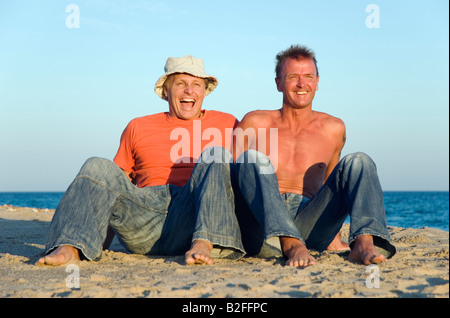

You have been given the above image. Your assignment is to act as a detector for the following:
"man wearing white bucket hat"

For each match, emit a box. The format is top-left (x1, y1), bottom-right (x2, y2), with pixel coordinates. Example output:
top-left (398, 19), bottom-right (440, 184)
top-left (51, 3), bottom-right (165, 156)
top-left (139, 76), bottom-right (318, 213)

top-left (154, 55), bottom-right (219, 120)
top-left (37, 55), bottom-right (244, 266)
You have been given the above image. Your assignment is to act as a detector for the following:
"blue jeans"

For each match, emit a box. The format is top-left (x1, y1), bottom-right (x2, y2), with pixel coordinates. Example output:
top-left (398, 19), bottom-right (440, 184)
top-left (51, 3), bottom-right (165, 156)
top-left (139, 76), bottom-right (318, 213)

top-left (233, 150), bottom-right (396, 258)
top-left (44, 147), bottom-right (244, 261)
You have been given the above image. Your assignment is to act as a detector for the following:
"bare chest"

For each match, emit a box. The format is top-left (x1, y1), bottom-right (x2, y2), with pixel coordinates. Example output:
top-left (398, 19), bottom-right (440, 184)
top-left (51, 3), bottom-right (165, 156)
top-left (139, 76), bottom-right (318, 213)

top-left (268, 127), bottom-right (337, 175)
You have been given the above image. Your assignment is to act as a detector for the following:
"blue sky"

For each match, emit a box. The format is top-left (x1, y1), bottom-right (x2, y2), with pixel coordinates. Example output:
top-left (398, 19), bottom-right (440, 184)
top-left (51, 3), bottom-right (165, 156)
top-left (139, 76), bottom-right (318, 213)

top-left (0, 0), bottom-right (448, 191)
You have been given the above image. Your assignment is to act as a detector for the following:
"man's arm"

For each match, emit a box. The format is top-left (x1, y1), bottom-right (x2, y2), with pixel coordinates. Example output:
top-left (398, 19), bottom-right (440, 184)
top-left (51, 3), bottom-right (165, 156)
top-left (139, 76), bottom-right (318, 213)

top-left (232, 111), bottom-right (271, 161)
top-left (325, 119), bottom-right (348, 251)
top-left (232, 112), bottom-right (257, 161)
top-left (324, 119), bottom-right (346, 181)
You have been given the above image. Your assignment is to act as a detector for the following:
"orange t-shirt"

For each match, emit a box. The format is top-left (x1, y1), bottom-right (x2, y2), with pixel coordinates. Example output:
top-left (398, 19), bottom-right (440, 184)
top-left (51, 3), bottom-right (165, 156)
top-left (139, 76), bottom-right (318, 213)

top-left (114, 110), bottom-right (238, 188)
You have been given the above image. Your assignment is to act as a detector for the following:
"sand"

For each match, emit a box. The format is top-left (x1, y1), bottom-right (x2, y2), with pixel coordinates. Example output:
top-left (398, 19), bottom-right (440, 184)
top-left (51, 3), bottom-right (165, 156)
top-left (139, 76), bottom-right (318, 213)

top-left (0, 204), bottom-right (448, 299)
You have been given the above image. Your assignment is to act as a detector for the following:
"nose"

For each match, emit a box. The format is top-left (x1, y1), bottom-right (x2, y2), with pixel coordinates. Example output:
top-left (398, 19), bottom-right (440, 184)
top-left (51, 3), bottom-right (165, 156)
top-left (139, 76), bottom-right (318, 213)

top-left (296, 77), bottom-right (305, 88)
top-left (184, 84), bottom-right (193, 94)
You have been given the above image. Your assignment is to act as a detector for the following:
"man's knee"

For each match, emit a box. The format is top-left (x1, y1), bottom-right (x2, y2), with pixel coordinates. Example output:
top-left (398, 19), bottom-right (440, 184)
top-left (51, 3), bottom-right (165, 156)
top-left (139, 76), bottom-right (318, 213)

top-left (191, 147), bottom-right (234, 180)
top-left (198, 146), bottom-right (233, 165)
top-left (236, 150), bottom-right (276, 175)
top-left (79, 157), bottom-right (118, 177)
top-left (342, 152), bottom-right (376, 170)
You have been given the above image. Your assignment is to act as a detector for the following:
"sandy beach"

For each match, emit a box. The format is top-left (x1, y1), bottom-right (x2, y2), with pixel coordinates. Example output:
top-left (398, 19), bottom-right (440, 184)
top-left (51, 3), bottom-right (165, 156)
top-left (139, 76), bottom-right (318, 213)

top-left (0, 204), bottom-right (448, 299)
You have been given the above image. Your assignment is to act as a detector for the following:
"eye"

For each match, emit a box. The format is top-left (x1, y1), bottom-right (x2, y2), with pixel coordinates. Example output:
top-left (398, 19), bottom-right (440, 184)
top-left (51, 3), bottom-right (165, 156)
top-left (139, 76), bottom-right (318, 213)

top-left (287, 74), bottom-right (298, 80)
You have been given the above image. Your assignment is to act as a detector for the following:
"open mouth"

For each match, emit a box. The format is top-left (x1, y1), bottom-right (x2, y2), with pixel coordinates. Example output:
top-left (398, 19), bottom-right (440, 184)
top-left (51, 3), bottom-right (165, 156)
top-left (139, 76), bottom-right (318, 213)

top-left (180, 98), bottom-right (196, 107)
top-left (295, 91), bottom-right (308, 95)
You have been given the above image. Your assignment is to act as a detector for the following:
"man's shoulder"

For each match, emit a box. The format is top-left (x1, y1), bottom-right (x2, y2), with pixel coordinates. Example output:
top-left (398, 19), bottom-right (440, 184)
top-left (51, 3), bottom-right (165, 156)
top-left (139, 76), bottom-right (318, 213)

top-left (314, 111), bottom-right (346, 134)
top-left (204, 110), bottom-right (238, 128)
top-left (239, 109), bottom-right (278, 127)
top-left (315, 111), bottom-right (344, 125)
top-left (243, 109), bottom-right (278, 118)
top-left (128, 112), bottom-right (169, 127)
top-left (206, 110), bottom-right (237, 121)
top-left (133, 112), bottom-right (166, 122)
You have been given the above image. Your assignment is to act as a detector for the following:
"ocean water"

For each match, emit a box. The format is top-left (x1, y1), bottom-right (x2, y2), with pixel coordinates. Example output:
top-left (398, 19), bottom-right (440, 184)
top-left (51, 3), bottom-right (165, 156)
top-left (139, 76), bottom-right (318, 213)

top-left (383, 191), bottom-right (448, 231)
top-left (0, 191), bottom-right (448, 231)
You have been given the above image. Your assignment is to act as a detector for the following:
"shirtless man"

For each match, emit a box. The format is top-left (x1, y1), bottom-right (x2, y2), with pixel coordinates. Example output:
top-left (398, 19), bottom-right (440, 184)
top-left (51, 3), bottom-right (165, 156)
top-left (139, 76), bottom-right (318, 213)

top-left (36, 55), bottom-right (244, 266)
top-left (233, 45), bottom-right (396, 267)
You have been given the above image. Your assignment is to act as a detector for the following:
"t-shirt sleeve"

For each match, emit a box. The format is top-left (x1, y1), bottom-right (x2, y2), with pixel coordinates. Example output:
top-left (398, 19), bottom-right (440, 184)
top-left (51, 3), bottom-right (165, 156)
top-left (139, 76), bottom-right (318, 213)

top-left (113, 120), bottom-right (135, 173)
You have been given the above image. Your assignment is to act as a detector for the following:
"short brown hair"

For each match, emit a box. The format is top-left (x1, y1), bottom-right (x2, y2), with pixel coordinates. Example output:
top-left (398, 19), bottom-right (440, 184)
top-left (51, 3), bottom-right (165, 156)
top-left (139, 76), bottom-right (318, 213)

top-left (275, 45), bottom-right (319, 79)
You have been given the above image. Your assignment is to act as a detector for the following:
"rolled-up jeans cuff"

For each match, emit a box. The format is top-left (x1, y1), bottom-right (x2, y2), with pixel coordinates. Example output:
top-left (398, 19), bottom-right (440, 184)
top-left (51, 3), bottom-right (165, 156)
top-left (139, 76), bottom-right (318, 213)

top-left (266, 231), bottom-right (306, 246)
top-left (192, 231), bottom-right (246, 259)
top-left (349, 232), bottom-right (396, 259)
top-left (46, 237), bottom-right (102, 261)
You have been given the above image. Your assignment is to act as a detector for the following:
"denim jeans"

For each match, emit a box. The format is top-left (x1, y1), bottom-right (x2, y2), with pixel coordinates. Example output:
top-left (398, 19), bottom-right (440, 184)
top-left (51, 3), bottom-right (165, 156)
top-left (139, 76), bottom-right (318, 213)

top-left (44, 147), bottom-right (244, 261)
top-left (233, 150), bottom-right (396, 258)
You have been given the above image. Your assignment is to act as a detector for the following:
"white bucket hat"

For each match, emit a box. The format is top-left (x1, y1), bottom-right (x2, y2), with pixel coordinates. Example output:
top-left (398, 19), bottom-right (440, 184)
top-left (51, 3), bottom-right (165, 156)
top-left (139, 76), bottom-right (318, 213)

top-left (154, 55), bottom-right (219, 101)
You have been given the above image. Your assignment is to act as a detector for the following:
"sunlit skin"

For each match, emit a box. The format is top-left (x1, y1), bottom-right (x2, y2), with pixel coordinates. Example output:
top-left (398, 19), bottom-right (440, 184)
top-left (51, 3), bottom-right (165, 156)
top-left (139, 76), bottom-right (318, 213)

top-left (185, 240), bottom-right (214, 265)
top-left (35, 245), bottom-right (80, 265)
top-left (163, 73), bottom-right (207, 120)
top-left (234, 57), bottom-right (386, 266)
top-left (36, 73), bottom-right (215, 266)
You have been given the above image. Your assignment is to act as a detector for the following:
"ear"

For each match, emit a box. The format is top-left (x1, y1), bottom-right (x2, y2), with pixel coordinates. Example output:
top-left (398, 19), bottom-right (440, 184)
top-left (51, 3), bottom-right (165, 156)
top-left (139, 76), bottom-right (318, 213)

top-left (275, 77), bottom-right (282, 92)
top-left (315, 75), bottom-right (320, 91)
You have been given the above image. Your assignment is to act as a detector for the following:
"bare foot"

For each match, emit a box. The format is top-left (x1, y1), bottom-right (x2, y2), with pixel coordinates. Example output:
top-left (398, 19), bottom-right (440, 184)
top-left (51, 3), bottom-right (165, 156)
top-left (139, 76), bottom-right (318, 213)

top-left (185, 240), bottom-right (214, 265)
top-left (280, 237), bottom-right (316, 267)
top-left (348, 235), bottom-right (386, 265)
top-left (35, 245), bottom-right (80, 266)
top-left (326, 233), bottom-right (350, 251)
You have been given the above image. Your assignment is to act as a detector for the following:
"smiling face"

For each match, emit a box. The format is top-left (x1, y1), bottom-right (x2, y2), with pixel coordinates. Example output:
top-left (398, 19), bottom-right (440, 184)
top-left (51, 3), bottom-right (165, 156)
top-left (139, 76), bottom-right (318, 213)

top-left (163, 73), bottom-right (207, 120)
top-left (275, 57), bottom-right (319, 110)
